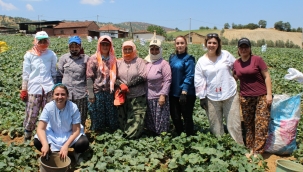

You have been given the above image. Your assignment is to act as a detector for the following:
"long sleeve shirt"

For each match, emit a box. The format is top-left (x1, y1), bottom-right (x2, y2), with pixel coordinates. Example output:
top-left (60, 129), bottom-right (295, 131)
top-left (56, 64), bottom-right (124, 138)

top-left (116, 57), bottom-right (147, 98)
top-left (169, 53), bottom-right (195, 97)
top-left (194, 50), bottom-right (237, 101)
top-left (86, 54), bottom-right (112, 93)
top-left (57, 53), bottom-right (89, 100)
top-left (146, 58), bottom-right (171, 99)
top-left (22, 50), bottom-right (57, 94)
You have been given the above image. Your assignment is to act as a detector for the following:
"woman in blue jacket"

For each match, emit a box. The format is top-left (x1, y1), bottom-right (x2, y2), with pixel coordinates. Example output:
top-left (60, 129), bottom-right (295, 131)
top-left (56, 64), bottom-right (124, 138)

top-left (169, 35), bottom-right (196, 136)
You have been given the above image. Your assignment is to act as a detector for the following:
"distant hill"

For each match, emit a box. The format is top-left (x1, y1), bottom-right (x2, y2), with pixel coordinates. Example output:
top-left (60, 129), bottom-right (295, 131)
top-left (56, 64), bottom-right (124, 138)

top-left (0, 15), bottom-right (32, 29)
top-left (114, 22), bottom-right (175, 32)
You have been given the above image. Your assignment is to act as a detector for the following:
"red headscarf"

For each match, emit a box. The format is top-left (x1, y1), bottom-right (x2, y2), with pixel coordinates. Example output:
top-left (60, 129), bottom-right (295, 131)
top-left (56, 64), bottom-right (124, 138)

top-left (122, 41), bottom-right (137, 62)
top-left (96, 35), bottom-right (117, 92)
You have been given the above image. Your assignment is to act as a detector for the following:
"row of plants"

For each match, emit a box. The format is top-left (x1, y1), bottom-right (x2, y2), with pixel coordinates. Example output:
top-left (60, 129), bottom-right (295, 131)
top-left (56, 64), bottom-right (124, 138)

top-left (0, 34), bottom-right (302, 171)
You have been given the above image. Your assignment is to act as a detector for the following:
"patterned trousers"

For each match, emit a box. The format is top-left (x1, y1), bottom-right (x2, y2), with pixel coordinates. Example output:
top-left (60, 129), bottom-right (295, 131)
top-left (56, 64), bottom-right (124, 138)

top-left (23, 91), bottom-right (52, 131)
top-left (240, 95), bottom-right (270, 154)
top-left (72, 97), bottom-right (88, 128)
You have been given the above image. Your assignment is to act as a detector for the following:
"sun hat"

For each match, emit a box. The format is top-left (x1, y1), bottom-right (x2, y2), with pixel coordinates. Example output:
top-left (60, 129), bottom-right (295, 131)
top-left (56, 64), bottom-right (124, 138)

top-left (238, 38), bottom-right (251, 47)
top-left (68, 36), bottom-right (81, 45)
top-left (149, 38), bottom-right (161, 47)
top-left (35, 31), bottom-right (49, 40)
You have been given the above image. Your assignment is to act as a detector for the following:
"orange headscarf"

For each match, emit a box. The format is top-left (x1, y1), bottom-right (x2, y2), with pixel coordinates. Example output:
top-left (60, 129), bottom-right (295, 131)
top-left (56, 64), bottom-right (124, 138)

top-left (28, 38), bottom-right (50, 56)
top-left (96, 35), bottom-right (117, 92)
top-left (122, 41), bottom-right (137, 62)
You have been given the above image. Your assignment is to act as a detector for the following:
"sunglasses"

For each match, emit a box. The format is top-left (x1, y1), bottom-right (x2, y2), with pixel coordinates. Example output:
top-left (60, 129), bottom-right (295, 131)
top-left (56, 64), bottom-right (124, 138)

top-left (207, 33), bottom-right (219, 38)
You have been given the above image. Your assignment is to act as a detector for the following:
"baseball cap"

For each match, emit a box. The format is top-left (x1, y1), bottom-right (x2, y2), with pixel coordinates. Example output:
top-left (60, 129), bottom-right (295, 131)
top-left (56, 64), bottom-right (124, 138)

top-left (149, 38), bottom-right (161, 47)
top-left (69, 36), bottom-right (81, 45)
top-left (238, 38), bottom-right (251, 47)
top-left (35, 31), bottom-right (49, 40)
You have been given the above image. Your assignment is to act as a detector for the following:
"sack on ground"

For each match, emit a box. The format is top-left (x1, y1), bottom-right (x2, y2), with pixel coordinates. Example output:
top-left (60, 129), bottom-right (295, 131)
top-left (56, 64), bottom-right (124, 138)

top-left (264, 94), bottom-right (301, 155)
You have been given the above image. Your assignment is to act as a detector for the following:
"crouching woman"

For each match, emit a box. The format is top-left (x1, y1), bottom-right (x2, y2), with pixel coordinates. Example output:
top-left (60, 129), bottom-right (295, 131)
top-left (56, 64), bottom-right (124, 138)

top-left (33, 84), bottom-right (89, 160)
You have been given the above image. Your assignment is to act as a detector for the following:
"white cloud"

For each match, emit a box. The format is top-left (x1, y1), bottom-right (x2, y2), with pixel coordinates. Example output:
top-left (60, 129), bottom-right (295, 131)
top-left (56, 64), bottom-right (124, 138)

top-left (26, 4), bottom-right (34, 11)
top-left (0, 0), bottom-right (18, 11)
top-left (80, 0), bottom-right (104, 5)
top-left (109, 0), bottom-right (115, 3)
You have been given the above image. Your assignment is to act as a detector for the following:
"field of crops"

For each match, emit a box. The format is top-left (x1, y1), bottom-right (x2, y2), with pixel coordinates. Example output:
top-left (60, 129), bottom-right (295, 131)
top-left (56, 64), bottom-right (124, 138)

top-left (0, 34), bottom-right (303, 171)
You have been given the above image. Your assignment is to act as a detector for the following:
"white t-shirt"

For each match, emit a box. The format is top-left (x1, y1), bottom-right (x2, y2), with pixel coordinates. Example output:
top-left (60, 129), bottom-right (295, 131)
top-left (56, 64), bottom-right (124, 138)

top-left (194, 50), bottom-right (237, 101)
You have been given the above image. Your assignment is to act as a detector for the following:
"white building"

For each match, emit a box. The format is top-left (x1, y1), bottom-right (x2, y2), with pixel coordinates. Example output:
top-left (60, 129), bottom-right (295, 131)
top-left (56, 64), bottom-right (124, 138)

top-left (99, 24), bottom-right (128, 38)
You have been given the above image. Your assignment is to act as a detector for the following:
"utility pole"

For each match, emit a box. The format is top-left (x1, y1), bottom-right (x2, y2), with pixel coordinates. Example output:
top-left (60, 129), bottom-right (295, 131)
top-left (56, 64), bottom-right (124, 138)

top-left (38, 15), bottom-right (43, 31)
top-left (129, 22), bottom-right (133, 39)
top-left (189, 18), bottom-right (191, 44)
top-left (97, 15), bottom-right (99, 26)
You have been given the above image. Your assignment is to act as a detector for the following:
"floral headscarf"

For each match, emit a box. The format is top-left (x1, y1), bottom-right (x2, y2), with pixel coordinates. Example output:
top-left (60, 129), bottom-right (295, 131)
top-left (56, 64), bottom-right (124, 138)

top-left (96, 35), bottom-right (117, 92)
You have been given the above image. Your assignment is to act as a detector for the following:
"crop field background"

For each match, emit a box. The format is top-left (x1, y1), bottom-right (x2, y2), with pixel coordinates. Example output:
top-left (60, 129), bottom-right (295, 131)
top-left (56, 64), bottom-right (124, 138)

top-left (0, 34), bottom-right (303, 171)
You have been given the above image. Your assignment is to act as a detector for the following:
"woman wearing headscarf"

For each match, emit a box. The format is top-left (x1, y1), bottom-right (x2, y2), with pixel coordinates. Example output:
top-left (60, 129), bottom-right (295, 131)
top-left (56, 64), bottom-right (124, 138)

top-left (20, 31), bottom-right (57, 141)
top-left (144, 38), bottom-right (171, 135)
top-left (116, 40), bottom-right (147, 139)
top-left (86, 35), bottom-right (119, 131)
top-left (57, 36), bottom-right (89, 129)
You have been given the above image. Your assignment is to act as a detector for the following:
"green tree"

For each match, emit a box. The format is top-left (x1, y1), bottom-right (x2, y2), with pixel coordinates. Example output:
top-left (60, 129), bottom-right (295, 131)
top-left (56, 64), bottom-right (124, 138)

top-left (274, 21), bottom-right (284, 31)
top-left (147, 25), bottom-right (167, 37)
top-left (213, 26), bottom-right (217, 30)
top-left (284, 22), bottom-right (291, 32)
top-left (258, 20), bottom-right (267, 28)
top-left (224, 23), bottom-right (230, 29)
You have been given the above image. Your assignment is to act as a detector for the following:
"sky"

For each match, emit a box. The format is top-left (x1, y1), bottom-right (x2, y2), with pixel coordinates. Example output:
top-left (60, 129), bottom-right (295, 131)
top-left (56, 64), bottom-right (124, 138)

top-left (0, 0), bottom-right (302, 31)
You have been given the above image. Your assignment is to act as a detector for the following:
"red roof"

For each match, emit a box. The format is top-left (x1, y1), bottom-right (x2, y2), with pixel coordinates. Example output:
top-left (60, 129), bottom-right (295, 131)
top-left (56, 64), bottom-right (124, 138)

top-left (54, 21), bottom-right (95, 28)
top-left (99, 24), bottom-right (120, 31)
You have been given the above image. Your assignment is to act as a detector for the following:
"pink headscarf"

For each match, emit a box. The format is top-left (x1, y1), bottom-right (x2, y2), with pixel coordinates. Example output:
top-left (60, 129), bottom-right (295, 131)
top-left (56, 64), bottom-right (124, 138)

top-left (96, 35), bottom-right (117, 92)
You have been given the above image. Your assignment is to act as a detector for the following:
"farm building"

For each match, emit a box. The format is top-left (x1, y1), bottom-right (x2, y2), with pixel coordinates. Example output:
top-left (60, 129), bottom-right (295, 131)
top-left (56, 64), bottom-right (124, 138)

top-left (53, 21), bottom-right (100, 38)
top-left (17, 21), bottom-right (62, 35)
top-left (183, 32), bottom-right (206, 44)
top-left (99, 24), bottom-right (128, 38)
top-left (133, 30), bottom-right (165, 42)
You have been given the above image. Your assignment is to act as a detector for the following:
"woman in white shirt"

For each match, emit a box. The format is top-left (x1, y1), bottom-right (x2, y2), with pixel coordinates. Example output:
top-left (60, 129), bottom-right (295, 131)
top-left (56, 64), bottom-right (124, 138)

top-left (20, 31), bottom-right (57, 141)
top-left (194, 33), bottom-right (243, 144)
top-left (34, 84), bottom-right (89, 160)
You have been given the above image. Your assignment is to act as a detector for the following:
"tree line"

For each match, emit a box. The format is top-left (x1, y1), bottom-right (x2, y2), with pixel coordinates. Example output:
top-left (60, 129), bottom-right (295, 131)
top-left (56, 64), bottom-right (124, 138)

top-left (223, 20), bottom-right (302, 32)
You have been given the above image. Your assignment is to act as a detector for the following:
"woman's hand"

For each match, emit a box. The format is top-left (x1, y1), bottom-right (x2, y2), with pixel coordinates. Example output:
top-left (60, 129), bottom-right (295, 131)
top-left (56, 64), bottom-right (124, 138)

top-left (158, 95), bottom-right (165, 107)
top-left (41, 144), bottom-right (50, 157)
top-left (59, 144), bottom-right (69, 160)
top-left (266, 94), bottom-right (273, 108)
top-left (88, 97), bottom-right (95, 103)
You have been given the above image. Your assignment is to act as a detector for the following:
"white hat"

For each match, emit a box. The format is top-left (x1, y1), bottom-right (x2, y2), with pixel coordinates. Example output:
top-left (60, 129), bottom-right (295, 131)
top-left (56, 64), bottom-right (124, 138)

top-left (35, 31), bottom-right (49, 40)
top-left (149, 38), bottom-right (161, 47)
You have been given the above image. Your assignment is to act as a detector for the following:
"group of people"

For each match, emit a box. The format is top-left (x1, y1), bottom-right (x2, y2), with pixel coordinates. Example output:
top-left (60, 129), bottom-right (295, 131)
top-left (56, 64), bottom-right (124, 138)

top-left (20, 31), bottom-right (272, 160)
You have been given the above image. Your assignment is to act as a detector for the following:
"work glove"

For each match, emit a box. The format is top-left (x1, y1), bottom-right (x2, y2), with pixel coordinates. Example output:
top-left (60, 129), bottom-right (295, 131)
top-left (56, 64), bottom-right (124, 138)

top-left (20, 90), bottom-right (28, 102)
top-left (200, 98), bottom-right (207, 110)
top-left (120, 83), bottom-right (129, 93)
top-left (179, 94), bottom-right (187, 106)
